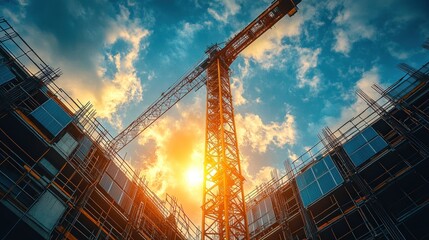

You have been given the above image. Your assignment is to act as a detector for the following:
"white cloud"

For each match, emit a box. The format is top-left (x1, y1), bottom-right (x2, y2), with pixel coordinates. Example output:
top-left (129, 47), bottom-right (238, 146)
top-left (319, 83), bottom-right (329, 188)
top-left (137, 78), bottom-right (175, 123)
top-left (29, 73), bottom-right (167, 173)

top-left (235, 112), bottom-right (296, 153)
top-left (178, 22), bottom-right (204, 40)
top-left (241, 16), bottom-right (303, 69)
top-left (245, 166), bottom-right (277, 191)
top-left (328, 0), bottom-right (429, 55)
top-left (333, 29), bottom-right (351, 54)
top-left (238, 153), bottom-right (279, 196)
top-left (230, 58), bottom-right (250, 106)
top-left (287, 149), bottom-right (299, 164)
top-left (207, 0), bottom-right (240, 24)
top-left (240, 2), bottom-right (321, 69)
top-left (324, 67), bottom-right (384, 130)
top-left (329, 0), bottom-right (421, 55)
top-left (330, 0), bottom-right (389, 54)
top-left (386, 42), bottom-right (417, 60)
top-left (171, 21), bottom-right (210, 58)
top-left (147, 71), bottom-right (156, 81)
top-left (18, 0), bottom-right (28, 6)
top-left (355, 67), bottom-right (383, 99)
top-left (296, 47), bottom-right (322, 92)
top-left (57, 5), bottom-right (149, 129)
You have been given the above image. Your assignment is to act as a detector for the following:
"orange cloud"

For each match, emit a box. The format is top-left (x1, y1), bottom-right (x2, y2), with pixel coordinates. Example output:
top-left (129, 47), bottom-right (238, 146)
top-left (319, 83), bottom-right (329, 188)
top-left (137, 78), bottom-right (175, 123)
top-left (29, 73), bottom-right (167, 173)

top-left (133, 93), bottom-right (297, 226)
top-left (135, 97), bottom-right (206, 225)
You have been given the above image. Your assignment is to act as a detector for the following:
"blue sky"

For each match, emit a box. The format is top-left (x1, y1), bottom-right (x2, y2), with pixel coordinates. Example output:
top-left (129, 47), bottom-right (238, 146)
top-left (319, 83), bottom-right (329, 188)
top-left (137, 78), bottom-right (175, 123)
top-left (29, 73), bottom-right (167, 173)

top-left (2, 0), bottom-right (429, 225)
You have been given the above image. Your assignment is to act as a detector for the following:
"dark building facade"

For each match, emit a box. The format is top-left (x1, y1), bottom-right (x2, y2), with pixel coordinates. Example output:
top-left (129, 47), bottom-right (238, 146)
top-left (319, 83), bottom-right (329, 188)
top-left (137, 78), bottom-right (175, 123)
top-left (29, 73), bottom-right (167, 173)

top-left (0, 19), bottom-right (200, 240)
top-left (245, 44), bottom-right (429, 239)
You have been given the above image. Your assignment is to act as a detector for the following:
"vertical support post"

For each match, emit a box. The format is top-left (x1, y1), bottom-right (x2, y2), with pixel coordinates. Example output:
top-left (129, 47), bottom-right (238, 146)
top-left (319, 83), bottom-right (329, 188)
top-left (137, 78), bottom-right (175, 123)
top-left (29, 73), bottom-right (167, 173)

top-left (202, 58), bottom-right (249, 239)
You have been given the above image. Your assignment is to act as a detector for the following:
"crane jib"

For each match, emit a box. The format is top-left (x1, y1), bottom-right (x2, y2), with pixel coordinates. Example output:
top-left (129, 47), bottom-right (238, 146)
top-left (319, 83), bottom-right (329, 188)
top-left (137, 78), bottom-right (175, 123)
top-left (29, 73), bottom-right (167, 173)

top-left (109, 0), bottom-right (301, 153)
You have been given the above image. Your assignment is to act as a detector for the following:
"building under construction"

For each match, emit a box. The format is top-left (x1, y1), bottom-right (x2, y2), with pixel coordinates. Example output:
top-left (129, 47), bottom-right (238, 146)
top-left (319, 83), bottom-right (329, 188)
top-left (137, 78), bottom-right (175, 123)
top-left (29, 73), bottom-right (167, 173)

top-left (0, 19), bottom-right (200, 240)
top-left (1, 11), bottom-right (429, 240)
top-left (245, 44), bottom-right (429, 239)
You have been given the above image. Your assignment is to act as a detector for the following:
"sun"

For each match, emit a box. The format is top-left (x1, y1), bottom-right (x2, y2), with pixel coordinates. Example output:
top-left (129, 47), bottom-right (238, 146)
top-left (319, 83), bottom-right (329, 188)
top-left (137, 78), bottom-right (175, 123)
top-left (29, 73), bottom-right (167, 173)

top-left (185, 166), bottom-right (204, 188)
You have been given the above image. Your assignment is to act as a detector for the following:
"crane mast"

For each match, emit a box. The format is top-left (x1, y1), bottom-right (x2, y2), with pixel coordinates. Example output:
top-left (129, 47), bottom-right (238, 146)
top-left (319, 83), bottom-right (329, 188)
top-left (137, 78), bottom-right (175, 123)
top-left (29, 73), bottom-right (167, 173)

top-left (202, 1), bottom-right (300, 238)
top-left (108, 0), bottom-right (301, 238)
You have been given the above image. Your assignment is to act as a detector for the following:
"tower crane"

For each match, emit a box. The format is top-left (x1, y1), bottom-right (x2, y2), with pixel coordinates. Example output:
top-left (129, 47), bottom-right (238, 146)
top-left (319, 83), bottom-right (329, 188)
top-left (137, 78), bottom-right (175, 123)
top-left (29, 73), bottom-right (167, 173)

top-left (108, 0), bottom-right (301, 239)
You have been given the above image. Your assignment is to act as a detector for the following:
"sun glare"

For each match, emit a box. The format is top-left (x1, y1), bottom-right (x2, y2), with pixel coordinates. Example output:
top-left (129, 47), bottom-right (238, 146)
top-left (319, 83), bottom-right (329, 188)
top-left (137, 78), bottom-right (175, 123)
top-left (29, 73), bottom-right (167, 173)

top-left (185, 166), bottom-right (203, 187)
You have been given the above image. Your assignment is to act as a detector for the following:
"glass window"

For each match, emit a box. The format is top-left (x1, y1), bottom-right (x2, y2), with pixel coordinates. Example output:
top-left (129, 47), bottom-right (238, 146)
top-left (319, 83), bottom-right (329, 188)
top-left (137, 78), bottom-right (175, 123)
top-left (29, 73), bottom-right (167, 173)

top-left (100, 163), bottom-right (135, 214)
top-left (331, 169), bottom-right (343, 185)
top-left (302, 169), bottom-right (315, 187)
top-left (325, 155), bottom-right (335, 169)
top-left (75, 137), bottom-right (92, 161)
top-left (0, 64), bottom-right (16, 85)
top-left (362, 127), bottom-right (377, 140)
top-left (350, 145), bottom-right (374, 166)
top-left (56, 133), bottom-right (78, 157)
top-left (343, 127), bottom-right (388, 166)
top-left (39, 158), bottom-right (58, 176)
top-left (120, 194), bottom-right (133, 214)
top-left (106, 162), bottom-right (119, 177)
top-left (28, 191), bottom-right (66, 230)
top-left (246, 196), bottom-right (276, 230)
top-left (125, 181), bottom-right (137, 197)
top-left (306, 181), bottom-right (322, 203)
top-left (265, 199), bottom-right (275, 222)
top-left (100, 174), bottom-right (113, 192)
top-left (30, 99), bottom-right (72, 137)
top-left (296, 175), bottom-right (305, 189)
top-left (115, 171), bottom-right (128, 188)
top-left (343, 134), bottom-right (366, 154)
top-left (109, 181), bottom-right (123, 203)
top-left (318, 173), bottom-right (336, 194)
top-left (297, 155), bottom-right (344, 207)
top-left (370, 137), bottom-right (388, 153)
top-left (312, 160), bottom-right (327, 177)
top-left (300, 188), bottom-right (310, 207)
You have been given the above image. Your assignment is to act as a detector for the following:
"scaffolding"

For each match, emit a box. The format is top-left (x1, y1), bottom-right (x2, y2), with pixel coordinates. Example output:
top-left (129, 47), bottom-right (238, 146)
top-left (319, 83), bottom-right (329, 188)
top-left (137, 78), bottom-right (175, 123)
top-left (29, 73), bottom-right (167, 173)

top-left (245, 51), bottom-right (429, 239)
top-left (1, 16), bottom-right (429, 240)
top-left (0, 18), bottom-right (200, 240)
